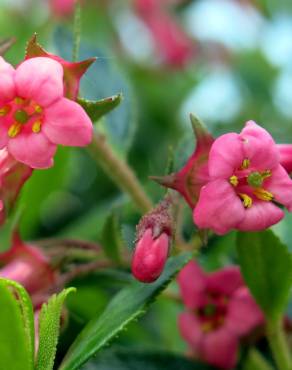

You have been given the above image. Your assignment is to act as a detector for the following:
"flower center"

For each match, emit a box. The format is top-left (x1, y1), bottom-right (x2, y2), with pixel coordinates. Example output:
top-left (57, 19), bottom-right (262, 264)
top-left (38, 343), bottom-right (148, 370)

top-left (196, 293), bottom-right (228, 332)
top-left (229, 159), bottom-right (273, 208)
top-left (0, 97), bottom-right (44, 138)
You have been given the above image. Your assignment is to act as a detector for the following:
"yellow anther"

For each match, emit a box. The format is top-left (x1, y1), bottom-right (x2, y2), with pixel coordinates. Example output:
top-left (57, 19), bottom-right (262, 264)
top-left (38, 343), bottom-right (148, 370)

top-left (241, 158), bottom-right (250, 169)
top-left (201, 322), bottom-right (213, 333)
top-left (32, 120), bottom-right (42, 133)
top-left (34, 105), bottom-right (43, 114)
top-left (261, 170), bottom-right (272, 180)
top-left (14, 97), bottom-right (25, 105)
top-left (239, 193), bottom-right (253, 208)
top-left (0, 105), bottom-right (11, 116)
top-left (253, 188), bottom-right (273, 201)
top-left (8, 123), bottom-right (22, 138)
top-left (229, 175), bottom-right (238, 187)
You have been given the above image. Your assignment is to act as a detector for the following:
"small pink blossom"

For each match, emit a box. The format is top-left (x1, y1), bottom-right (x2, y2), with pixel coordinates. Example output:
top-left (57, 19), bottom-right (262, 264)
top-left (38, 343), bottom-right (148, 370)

top-left (194, 121), bottom-right (292, 234)
top-left (50, 0), bottom-right (75, 17)
top-left (134, 0), bottom-right (194, 68)
top-left (132, 228), bottom-right (169, 283)
top-left (0, 233), bottom-right (56, 295)
top-left (178, 261), bottom-right (263, 369)
top-left (277, 144), bottom-right (292, 174)
top-left (0, 56), bottom-right (93, 169)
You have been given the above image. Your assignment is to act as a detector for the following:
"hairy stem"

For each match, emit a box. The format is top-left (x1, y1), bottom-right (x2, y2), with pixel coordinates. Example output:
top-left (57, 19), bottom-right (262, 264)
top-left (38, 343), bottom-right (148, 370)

top-left (72, 0), bottom-right (81, 62)
top-left (88, 132), bottom-right (153, 213)
top-left (267, 319), bottom-right (291, 370)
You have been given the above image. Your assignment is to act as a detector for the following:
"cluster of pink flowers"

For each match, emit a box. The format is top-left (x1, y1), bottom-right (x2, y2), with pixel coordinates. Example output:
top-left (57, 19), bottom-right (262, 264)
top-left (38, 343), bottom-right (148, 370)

top-left (178, 261), bottom-right (263, 369)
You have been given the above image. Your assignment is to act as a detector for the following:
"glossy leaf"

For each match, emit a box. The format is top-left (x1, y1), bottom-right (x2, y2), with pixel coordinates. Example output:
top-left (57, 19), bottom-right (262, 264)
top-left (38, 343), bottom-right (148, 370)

top-left (59, 253), bottom-right (192, 370)
top-left (83, 348), bottom-right (211, 370)
top-left (236, 230), bottom-right (292, 321)
top-left (0, 278), bottom-right (34, 370)
top-left (36, 287), bottom-right (76, 370)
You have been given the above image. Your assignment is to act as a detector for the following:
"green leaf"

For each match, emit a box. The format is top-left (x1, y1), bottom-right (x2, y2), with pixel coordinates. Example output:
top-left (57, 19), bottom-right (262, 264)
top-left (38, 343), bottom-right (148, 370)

top-left (78, 95), bottom-right (122, 123)
top-left (243, 349), bottom-right (274, 370)
top-left (236, 230), bottom-right (292, 321)
top-left (59, 253), bottom-right (192, 370)
top-left (83, 348), bottom-right (211, 370)
top-left (36, 287), bottom-right (76, 370)
top-left (100, 213), bottom-right (123, 264)
top-left (0, 278), bottom-right (34, 370)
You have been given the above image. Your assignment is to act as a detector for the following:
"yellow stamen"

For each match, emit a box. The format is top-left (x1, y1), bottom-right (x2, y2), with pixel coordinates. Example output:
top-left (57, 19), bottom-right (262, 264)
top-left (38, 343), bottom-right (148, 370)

top-left (14, 97), bottom-right (25, 105)
top-left (239, 193), bottom-right (253, 208)
top-left (253, 188), bottom-right (273, 201)
top-left (241, 158), bottom-right (250, 169)
top-left (0, 105), bottom-right (11, 116)
top-left (32, 120), bottom-right (42, 133)
top-left (8, 123), bottom-right (22, 138)
top-left (201, 322), bottom-right (213, 333)
top-left (34, 105), bottom-right (43, 114)
top-left (261, 170), bottom-right (272, 180)
top-left (229, 175), bottom-right (238, 187)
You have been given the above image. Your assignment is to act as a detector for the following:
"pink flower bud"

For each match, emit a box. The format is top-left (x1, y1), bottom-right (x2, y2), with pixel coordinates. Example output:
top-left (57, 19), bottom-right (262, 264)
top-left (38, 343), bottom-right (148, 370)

top-left (50, 0), bottom-right (75, 18)
top-left (132, 228), bottom-right (169, 283)
top-left (277, 144), bottom-right (292, 174)
top-left (0, 233), bottom-right (56, 295)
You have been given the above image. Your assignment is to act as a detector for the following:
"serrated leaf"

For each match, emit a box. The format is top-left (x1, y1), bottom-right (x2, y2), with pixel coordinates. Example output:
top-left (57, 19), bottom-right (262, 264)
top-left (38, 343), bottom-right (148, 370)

top-left (0, 278), bottom-right (34, 370)
top-left (83, 348), bottom-right (211, 370)
top-left (59, 252), bottom-right (192, 370)
top-left (36, 287), bottom-right (76, 370)
top-left (243, 349), bottom-right (274, 370)
top-left (101, 213), bottom-right (123, 264)
top-left (78, 95), bottom-right (122, 123)
top-left (236, 230), bottom-right (292, 321)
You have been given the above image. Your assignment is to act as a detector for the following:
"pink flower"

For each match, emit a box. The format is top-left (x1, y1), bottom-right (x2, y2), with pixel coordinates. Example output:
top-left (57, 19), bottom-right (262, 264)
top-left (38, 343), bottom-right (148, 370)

top-left (0, 233), bottom-right (56, 295)
top-left (134, 0), bottom-right (194, 67)
top-left (178, 261), bottom-right (263, 369)
top-left (132, 228), bottom-right (170, 283)
top-left (50, 0), bottom-right (75, 17)
top-left (194, 121), bottom-right (292, 234)
top-left (0, 56), bottom-right (93, 168)
top-left (277, 144), bottom-right (292, 174)
top-left (26, 35), bottom-right (96, 101)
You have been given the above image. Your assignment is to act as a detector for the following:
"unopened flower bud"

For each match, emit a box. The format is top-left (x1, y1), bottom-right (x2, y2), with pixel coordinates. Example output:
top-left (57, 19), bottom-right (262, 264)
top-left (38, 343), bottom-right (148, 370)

top-left (132, 228), bottom-right (169, 283)
top-left (132, 196), bottom-right (174, 283)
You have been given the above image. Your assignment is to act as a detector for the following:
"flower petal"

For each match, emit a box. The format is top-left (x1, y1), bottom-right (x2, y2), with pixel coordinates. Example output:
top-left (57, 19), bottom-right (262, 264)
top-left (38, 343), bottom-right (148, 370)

top-left (207, 266), bottom-right (244, 296)
top-left (226, 287), bottom-right (264, 336)
top-left (277, 144), bottom-right (292, 174)
top-left (208, 133), bottom-right (244, 179)
top-left (265, 165), bottom-right (292, 211)
top-left (201, 329), bottom-right (238, 370)
top-left (0, 56), bottom-right (16, 102)
top-left (240, 121), bottom-right (279, 170)
top-left (177, 261), bottom-right (207, 309)
top-left (193, 179), bottom-right (245, 235)
top-left (237, 200), bottom-right (284, 231)
top-left (178, 312), bottom-right (203, 353)
top-left (8, 132), bottom-right (57, 169)
top-left (43, 98), bottom-right (93, 146)
top-left (15, 57), bottom-right (64, 107)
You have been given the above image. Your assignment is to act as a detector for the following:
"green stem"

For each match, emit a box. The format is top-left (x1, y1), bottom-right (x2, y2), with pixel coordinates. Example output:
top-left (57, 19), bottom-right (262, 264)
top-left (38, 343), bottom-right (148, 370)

top-left (88, 132), bottom-right (153, 214)
top-left (72, 0), bottom-right (81, 62)
top-left (267, 319), bottom-right (291, 370)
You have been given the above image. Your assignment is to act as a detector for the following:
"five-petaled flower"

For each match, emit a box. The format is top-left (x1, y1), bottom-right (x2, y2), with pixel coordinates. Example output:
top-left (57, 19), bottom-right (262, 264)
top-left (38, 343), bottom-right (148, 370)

top-left (0, 56), bottom-right (93, 169)
top-left (194, 121), bottom-right (292, 234)
top-left (178, 261), bottom-right (263, 369)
